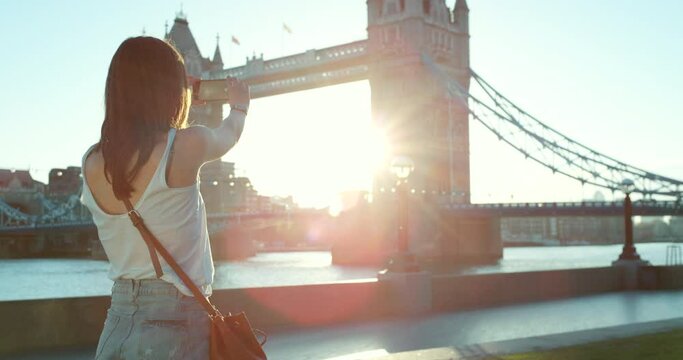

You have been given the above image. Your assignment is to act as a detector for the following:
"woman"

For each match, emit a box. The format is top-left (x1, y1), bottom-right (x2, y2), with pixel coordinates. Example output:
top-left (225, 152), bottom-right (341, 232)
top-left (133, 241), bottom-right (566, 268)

top-left (80, 36), bottom-right (250, 359)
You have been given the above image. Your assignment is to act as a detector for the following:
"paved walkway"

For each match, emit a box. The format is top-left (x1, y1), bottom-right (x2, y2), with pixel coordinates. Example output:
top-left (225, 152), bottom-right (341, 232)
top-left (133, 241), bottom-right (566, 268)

top-left (368, 317), bottom-right (683, 359)
top-left (5, 290), bottom-right (683, 360)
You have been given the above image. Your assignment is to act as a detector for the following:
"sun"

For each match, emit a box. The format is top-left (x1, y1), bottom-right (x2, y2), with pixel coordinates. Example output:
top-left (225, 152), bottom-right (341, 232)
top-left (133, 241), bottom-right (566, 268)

top-left (288, 82), bottom-right (390, 210)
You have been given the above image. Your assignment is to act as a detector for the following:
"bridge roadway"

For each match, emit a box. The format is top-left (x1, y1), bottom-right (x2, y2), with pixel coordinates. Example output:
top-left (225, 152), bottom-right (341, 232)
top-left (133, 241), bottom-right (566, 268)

top-left (1, 200), bottom-right (681, 233)
top-left (208, 40), bottom-right (369, 98)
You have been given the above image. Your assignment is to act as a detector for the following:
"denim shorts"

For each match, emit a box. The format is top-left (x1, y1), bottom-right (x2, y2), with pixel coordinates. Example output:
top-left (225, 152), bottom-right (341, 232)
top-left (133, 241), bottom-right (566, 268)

top-left (95, 279), bottom-right (210, 359)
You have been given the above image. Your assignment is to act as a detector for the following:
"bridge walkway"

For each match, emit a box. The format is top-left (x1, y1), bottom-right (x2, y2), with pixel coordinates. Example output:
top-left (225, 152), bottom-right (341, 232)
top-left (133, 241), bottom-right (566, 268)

top-left (5, 289), bottom-right (683, 360)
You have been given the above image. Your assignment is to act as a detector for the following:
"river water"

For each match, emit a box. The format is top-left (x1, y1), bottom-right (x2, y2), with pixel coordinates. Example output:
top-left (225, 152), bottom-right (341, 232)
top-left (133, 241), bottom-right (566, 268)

top-left (0, 243), bottom-right (680, 301)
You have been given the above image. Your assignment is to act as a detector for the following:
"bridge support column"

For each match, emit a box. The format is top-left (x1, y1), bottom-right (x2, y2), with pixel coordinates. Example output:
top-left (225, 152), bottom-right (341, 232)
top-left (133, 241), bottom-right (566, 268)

top-left (612, 191), bottom-right (650, 289)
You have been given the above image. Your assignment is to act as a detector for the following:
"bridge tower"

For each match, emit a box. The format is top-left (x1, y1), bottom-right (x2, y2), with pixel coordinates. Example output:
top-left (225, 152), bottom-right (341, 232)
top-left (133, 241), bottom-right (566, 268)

top-left (367, 0), bottom-right (471, 203)
top-left (165, 11), bottom-right (224, 129)
top-left (166, 12), bottom-right (235, 214)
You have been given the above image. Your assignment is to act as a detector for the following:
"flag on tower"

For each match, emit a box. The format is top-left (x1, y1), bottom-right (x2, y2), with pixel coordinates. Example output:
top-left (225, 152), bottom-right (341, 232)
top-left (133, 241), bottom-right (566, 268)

top-left (282, 23), bottom-right (293, 34)
top-left (231, 35), bottom-right (241, 45)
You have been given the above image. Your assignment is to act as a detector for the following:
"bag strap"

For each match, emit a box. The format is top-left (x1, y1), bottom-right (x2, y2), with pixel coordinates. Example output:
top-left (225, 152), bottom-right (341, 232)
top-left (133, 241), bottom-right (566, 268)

top-left (123, 198), bottom-right (220, 317)
top-left (123, 199), bottom-right (163, 279)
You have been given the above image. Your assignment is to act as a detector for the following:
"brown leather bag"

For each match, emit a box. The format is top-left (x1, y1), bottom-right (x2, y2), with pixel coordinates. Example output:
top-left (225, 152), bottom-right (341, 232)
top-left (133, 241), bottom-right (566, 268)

top-left (124, 199), bottom-right (268, 360)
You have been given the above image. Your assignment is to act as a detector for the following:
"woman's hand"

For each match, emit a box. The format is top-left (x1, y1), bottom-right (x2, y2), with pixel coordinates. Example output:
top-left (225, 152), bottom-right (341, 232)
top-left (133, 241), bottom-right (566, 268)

top-left (226, 77), bottom-right (250, 109)
top-left (176, 77), bottom-right (250, 169)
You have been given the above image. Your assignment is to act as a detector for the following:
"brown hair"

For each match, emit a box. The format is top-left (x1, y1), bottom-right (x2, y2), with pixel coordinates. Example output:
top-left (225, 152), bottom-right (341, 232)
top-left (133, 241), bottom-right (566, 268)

top-left (98, 36), bottom-right (190, 200)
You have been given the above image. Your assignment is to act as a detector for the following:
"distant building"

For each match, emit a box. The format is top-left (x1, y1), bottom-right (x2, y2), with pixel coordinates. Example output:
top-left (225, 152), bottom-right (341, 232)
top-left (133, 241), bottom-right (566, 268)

top-left (48, 167), bottom-right (82, 196)
top-left (500, 191), bottom-right (636, 245)
top-left (227, 176), bottom-right (258, 213)
top-left (557, 216), bottom-right (623, 245)
top-left (0, 169), bottom-right (44, 193)
top-left (0, 169), bottom-right (46, 215)
top-left (635, 217), bottom-right (673, 242)
top-left (198, 161), bottom-right (272, 213)
top-left (501, 213), bottom-right (683, 245)
top-left (501, 217), bottom-right (556, 245)
top-left (270, 196), bottom-right (298, 212)
top-left (199, 161), bottom-right (236, 214)
top-left (250, 195), bottom-right (297, 213)
top-left (593, 191), bottom-right (605, 202)
top-left (501, 216), bottom-right (625, 246)
top-left (255, 195), bottom-right (273, 213)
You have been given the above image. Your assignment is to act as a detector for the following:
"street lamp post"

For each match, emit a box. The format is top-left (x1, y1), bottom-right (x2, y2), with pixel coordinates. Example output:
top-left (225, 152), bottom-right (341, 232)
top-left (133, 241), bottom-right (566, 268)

top-left (616, 179), bottom-right (643, 261)
top-left (383, 156), bottom-right (420, 273)
top-left (612, 179), bottom-right (649, 290)
top-left (377, 156), bottom-right (431, 315)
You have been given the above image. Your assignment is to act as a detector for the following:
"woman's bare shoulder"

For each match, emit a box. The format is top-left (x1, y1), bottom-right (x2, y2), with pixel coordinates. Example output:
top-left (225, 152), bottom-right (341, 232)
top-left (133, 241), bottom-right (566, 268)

top-left (175, 126), bottom-right (212, 165)
top-left (176, 126), bottom-right (212, 145)
top-left (84, 147), bottom-right (104, 175)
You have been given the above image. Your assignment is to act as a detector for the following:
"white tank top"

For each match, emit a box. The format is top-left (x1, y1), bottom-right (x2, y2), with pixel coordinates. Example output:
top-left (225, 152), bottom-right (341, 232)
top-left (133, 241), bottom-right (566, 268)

top-left (80, 128), bottom-right (214, 297)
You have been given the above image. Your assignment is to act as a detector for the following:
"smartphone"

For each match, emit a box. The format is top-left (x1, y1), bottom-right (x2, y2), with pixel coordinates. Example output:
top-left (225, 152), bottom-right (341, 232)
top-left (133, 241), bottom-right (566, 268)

top-left (192, 79), bottom-right (230, 102)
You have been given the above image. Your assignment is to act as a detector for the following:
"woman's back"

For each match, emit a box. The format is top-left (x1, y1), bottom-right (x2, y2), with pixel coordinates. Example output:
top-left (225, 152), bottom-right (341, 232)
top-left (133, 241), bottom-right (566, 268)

top-left (83, 128), bottom-right (206, 213)
top-left (81, 128), bottom-right (214, 297)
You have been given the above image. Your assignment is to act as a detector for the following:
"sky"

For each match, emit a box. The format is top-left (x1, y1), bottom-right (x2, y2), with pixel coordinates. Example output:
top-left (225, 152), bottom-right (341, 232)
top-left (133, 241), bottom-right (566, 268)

top-left (1, 0), bottom-right (682, 208)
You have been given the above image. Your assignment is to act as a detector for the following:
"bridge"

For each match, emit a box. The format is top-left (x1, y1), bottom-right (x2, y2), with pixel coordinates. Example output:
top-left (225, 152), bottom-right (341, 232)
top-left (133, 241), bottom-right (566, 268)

top-left (208, 40), bottom-right (370, 98)
top-left (198, 0), bottom-right (683, 202)
top-left (2, 196), bottom-right (682, 233)
top-left (1, 0), bottom-right (682, 261)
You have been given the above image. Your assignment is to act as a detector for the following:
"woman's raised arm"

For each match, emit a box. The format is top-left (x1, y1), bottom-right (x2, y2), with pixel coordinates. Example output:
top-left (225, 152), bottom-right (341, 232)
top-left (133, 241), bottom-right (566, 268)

top-left (178, 77), bottom-right (251, 168)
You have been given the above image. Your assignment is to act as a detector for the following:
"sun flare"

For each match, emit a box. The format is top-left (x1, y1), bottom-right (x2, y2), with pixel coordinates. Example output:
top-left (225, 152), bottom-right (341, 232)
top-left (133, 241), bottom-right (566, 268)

top-left (223, 81), bottom-right (390, 209)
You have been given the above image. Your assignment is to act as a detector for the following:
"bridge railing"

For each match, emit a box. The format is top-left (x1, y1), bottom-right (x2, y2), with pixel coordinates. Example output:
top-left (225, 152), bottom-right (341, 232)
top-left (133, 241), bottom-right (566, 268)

top-left (445, 200), bottom-right (681, 209)
top-left (246, 65), bottom-right (369, 98)
top-left (0, 198), bottom-right (35, 228)
top-left (209, 40), bottom-right (368, 81)
top-left (443, 200), bottom-right (682, 216)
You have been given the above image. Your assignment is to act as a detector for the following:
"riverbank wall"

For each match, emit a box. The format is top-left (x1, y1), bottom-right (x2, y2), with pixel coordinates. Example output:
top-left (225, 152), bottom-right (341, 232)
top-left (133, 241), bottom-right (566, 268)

top-left (1, 265), bottom-right (682, 356)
